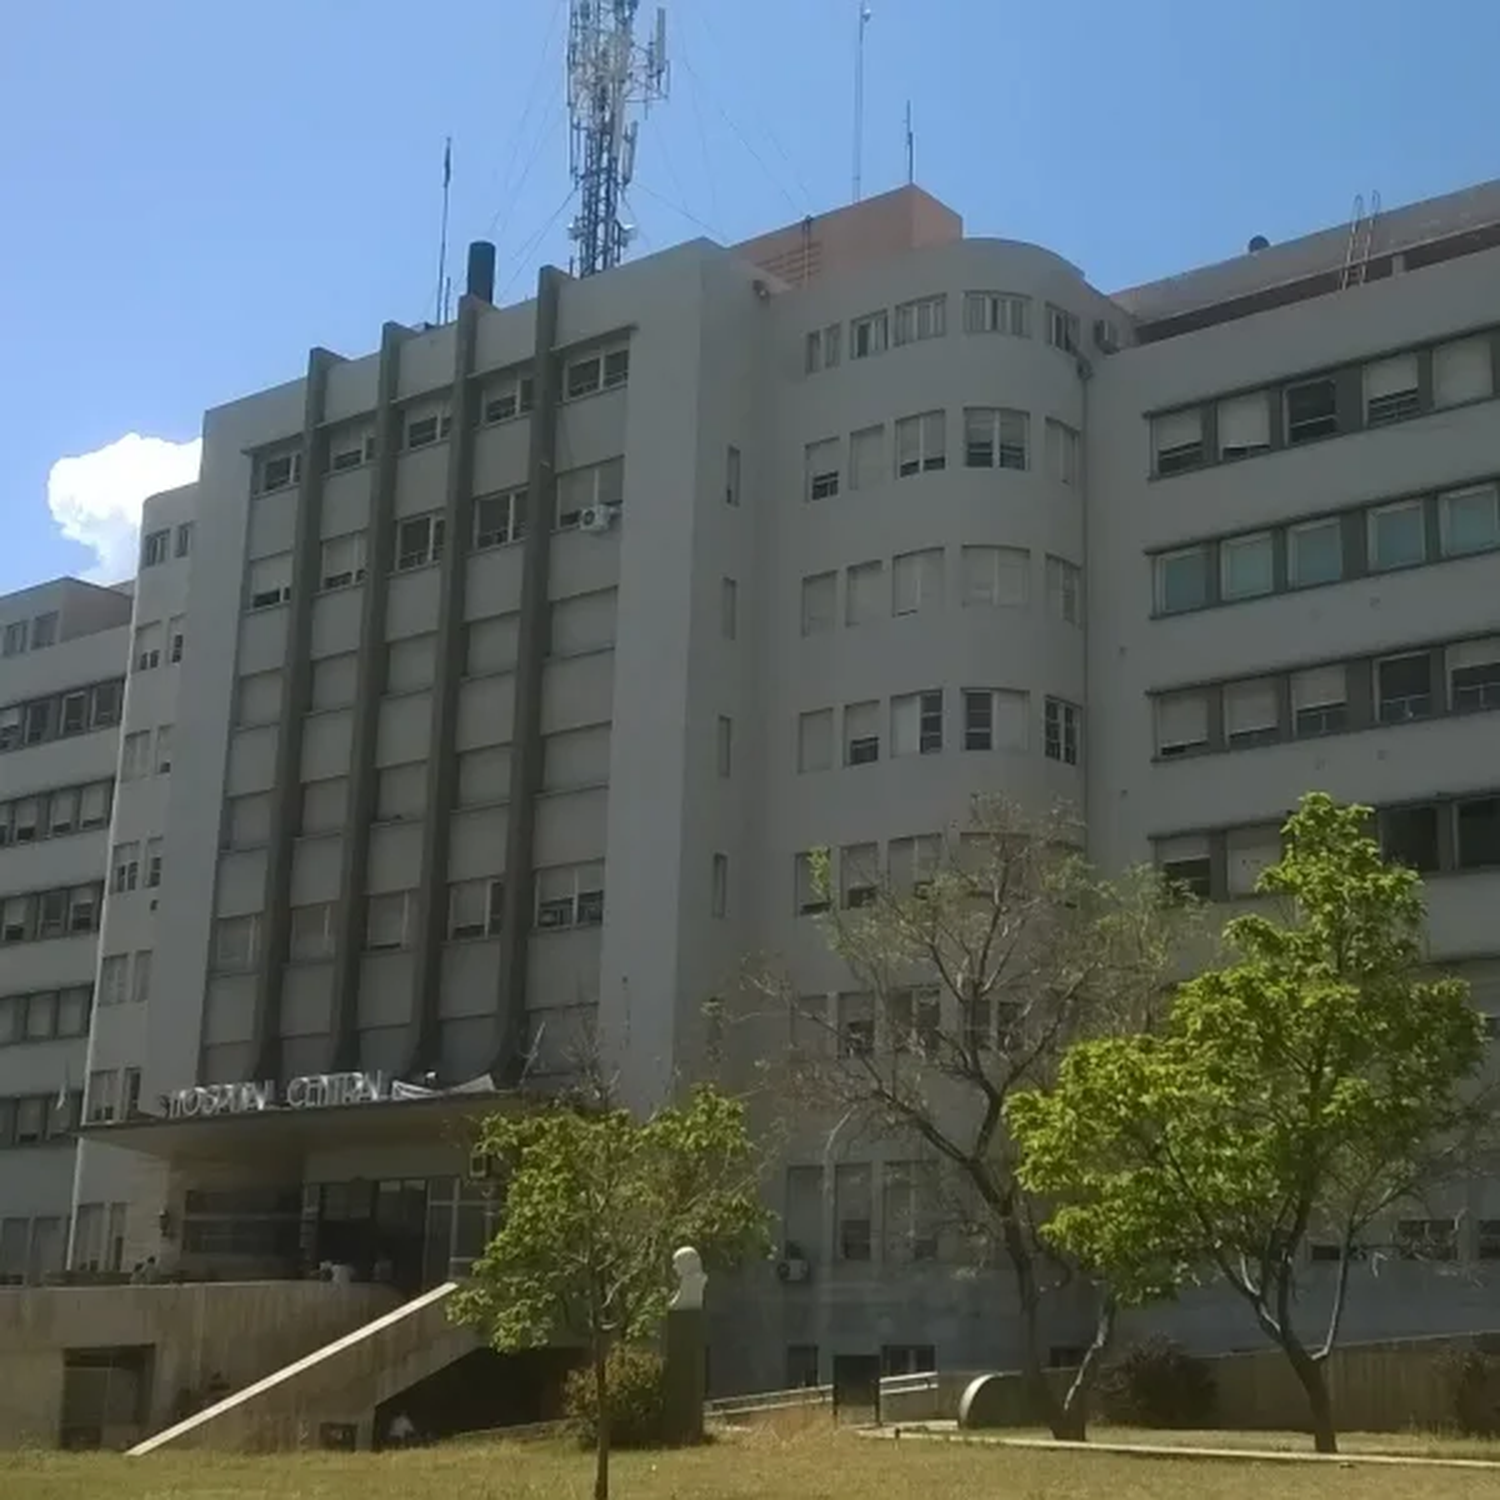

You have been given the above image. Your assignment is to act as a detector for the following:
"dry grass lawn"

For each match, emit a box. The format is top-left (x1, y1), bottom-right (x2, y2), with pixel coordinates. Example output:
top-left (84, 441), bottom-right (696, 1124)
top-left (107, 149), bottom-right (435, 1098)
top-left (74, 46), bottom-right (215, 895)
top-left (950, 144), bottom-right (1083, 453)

top-left (4, 1424), bottom-right (1500, 1500)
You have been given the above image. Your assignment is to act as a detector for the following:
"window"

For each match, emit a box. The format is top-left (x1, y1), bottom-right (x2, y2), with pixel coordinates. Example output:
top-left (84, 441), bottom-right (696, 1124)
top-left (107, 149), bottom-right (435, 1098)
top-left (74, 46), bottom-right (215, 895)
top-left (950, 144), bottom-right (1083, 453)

top-left (884, 1161), bottom-right (939, 1262)
top-left (168, 615), bottom-right (185, 664)
top-left (888, 834), bottom-right (941, 896)
top-left (798, 709), bottom-right (833, 773)
top-left (1396, 1218), bottom-right (1458, 1262)
top-left (100, 956), bottom-right (130, 1008)
top-left (395, 514), bottom-right (444, 571)
top-left (91, 681), bottom-right (122, 728)
top-left (1432, 336), bottom-right (1493, 408)
top-left (247, 553), bottom-right (292, 610)
top-left (474, 488), bottom-right (527, 550)
top-left (1367, 500), bottom-right (1425, 571)
top-left (894, 294), bottom-right (946, 345)
top-left (556, 457), bottom-right (624, 529)
top-left (405, 410), bottom-right (449, 449)
top-left (145, 837), bottom-right (163, 889)
top-left (892, 690), bottom-right (943, 756)
top-left (716, 715), bottom-right (732, 777)
top-left (534, 864), bottom-right (605, 929)
top-left (47, 787), bottom-right (78, 836)
top-left (120, 731), bottom-right (149, 780)
top-left (1152, 409), bottom-right (1204, 475)
top-left (237, 670), bottom-right (283, 726)
top-left (30, 613), bottom-right (57, 649)
top-left (1157, 834), bottom-right (1211, 899)
top-left (1, 896), bottom-right (33, 944)
top-left (1440, 483), bottom-right (1500, 557)
top-left (849, 425), bottom-right (885, 491)
top-left (835, 1163), bottom-right (873, 1260)
top-left (1045, 304), bottom-right (1079, 353)
top-left (1217, 392), bottom-right (1271, 460)
top-left (964, 291), bottom-right (1029, 337)
top-left (711, 854), bottom-right (729, 918)
top-left (1379, 805), bottom-right (1440, 872)
top-left (837, 991), bottom-right (875, 1055)
top-left (844, 701), bottom-right (879, 765)
top-left (850, 310), bottom-right (888, 359)
top-left (140, 529), bottom-right (170, 567)
top-left (79, 781), bottom-right (110, 827)
top-left (1288, 518), bottom-right (1343, 587)
top-left (1045, 698), bottom-right (1080, 765)
top-left (845, 561), bottom-right (884, 625)
top-left (1046, 419), bottom-right (1080, 485)
top-left (1449, 638), bottom-right (1500, 713)
top-left (374, 764), bottom-right (422, 823)
top-left (483, 371), bottom-right (535, 424)
top-left (963, 407), bottom-right (1026, 470)
top-left (68, 886), bottom-right (98, 934)
top-left (175, 521), bottom-right (194, 558)
top-left (896, 410), bottom-right (946, 475)
top-left (1225, 826), bottom-right (1281, 897)
top-left (134, 622), bottom-right (162, 672)
top-left (962, 545), bottom-right (1028, 608)
top-left (805, 438), bottom-right (840, 500)
top-left (891, 549), bottom-right (943, 616)
top-left (1480, 1220), bottom-right (1500, 1261)
top-left (257, 450), bottom-right (301, 493)
top-left (0, 706), bottom-right (18, 751)
top-left (720, 577), bottom-right (737, 640)
top-left (1364, 354), bottom-right (1419, 425)
top-left (801, 572), bottom-right (836, 635)
top-left (60, 692), bottom-right (87, 735)
top-left (1285, 377), bottom-right (1339, 444)
top-left (1155, 547), bottom-right (1209, 614)
top-left (8, 797), bottom-right (38, 844)
top-left (964, 689), bottom-right (1028, 752)
top-left (1220, 533), bottom-right (1274, 601)
top-left (319, 532), bottom-right (366, 590)
top-left (1046, 556), bottom-right (1081, 624)
top-left (1224, 678), bottom-right (1279, 748)
top-left (130, 951), bottom-right (152, 1007)
top-left (111, 842), bottom-right (140, 895)
top-left (1291, 665), bottom-right (1347, 737)
top-left (1457, 797), bottom-right (1500, 870)
top-left (805, 323), bottom-right (841, 373)
top-left (213, 914), bottom-right (260, 972)
top-left (795, 851), bottom-right (830, 916)
top-left (24, 700), bottom-right (52, 746)
top-left (888, 986), bottom-right (942, 1056)
top-left (153, 724), bottom-right (172, 774)
top-left (1, 621), bottom-right (26, 657)
top-left (1156, 692), bottom-right (1209, 758)
top-left (725, 446), bottom-right (741, 507)
top-left (1377, 653), bottom-right (1433, 724)
top-left (447, 880), bottom-right (502, 941)
top-left (366, 892), bottom-right (413, 950)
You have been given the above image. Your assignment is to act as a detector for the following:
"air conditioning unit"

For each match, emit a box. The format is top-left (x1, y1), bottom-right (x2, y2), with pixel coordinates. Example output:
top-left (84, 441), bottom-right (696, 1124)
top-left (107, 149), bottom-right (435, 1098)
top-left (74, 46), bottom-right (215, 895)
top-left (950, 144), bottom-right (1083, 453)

top-left (775, 1255), bottom-right (810, 1284)
top-left (1093, 317), bottom-right (1120, 354)
top-left (579, 503), bottom-right (618, 534)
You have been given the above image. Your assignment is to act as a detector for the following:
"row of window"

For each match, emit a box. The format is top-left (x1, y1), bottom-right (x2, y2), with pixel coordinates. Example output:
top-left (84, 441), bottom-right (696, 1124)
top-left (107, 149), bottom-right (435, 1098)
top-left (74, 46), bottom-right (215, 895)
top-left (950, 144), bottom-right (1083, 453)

top-left (801, 547), bottom-right (1080, 634)
top-left (140, 521), bottom-right (194, 568)
top-left (1154, 634), bottom-right (1500, 760)
top-left (110, 839), bottom-right (164, 895)
top-left (0, 678), bottom-right (122, 753)
top-left (0, 986), bottom-right (92, 1048)
top-left (0, 1091), bottom-right (81, 1150)
top-left (2, 609), bottom-right (59, 658)
top-left (0, 780), bottom-right (112, 848)
top-left (132, 616), bottom-right (186, 671)
top-left (210, 863), bottom-right (606, 971)
top-left (795, 985), bottom-right (1021, 1062)
top-left (1150, 330), bottom-right (1495, 477)
top-left (252, 345), bottom-right (629, 495)
top-left (803, 408), bottom-right (1079, 499)
top-left (1154, 478), bottom-right (1500, 615)
top-left (1156, 788), bottom-right (1500, 898)
top-left (0, 884), bottom-right (102, 945)
top-left (804, 290), bottom-right (1083, 374)
top-left (793, 833), bottom-right (943, 916)
top-left (797, 690), bottom-right (1080, 771)
top-left (783, 1159), bottom-right (942, 1266)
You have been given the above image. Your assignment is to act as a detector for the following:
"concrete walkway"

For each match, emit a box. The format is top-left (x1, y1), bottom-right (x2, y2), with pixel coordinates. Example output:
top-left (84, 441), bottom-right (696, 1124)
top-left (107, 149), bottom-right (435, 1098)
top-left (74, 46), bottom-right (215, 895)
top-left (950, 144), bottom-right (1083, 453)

top-left (865, 1423), bottom-right (1500, 1472)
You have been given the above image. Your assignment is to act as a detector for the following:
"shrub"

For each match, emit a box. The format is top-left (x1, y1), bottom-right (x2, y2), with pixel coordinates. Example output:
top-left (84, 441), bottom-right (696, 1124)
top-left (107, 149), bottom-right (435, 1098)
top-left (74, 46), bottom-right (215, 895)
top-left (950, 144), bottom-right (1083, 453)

top-left (1099, 1336), bottom-right (1216, 1429)
top-left (1437, 1346), bottom-right (1500, 1436)
top-left (564, 1345), bottom-right (666, 1449)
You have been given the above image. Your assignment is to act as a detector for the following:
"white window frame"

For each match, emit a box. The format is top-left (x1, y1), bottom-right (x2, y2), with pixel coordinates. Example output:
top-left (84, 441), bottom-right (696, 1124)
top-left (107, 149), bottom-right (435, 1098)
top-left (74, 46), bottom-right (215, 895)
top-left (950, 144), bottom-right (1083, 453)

top-left (805, 438), bottom-right (840, 501)
top-left (891, 549), bottom-right (942, 617)
top-left (474, 487), bottom-right (528, 550)
top-left (1046, 418), bottom-right (1080, 486)
top-left (1045, 556), bottom-right (1081, 624)
top-left (1219, 532), bottom-right (1275, 601)
top-left (800, 572), bottom-right (836, 636)
top-left (482, 371), bottom-right (535, 424)
top-left (1044, 697), bottom-right (1080, 765)
top-left (1045, 303), bottom-right (1079, 353)
top-left (1439, 483), bottom-right (1500, 558)
top-left (963, 291), bottom-right (1030, 337)
top-left (1155, 547), bottom-right (1210, 614)
top-left (1367, 499), bottom-right (1426, 572)
top-left (850, 310), bottom-right (889, 360)
top-left (395, 513), bottom-right (445, 572)
top-left (895, 410), bottom-right (946, 477)
top-left (894, 294), bottom-right (946, 345)
top-left (319, 532), bottom-right (367, 591)
top-left (1217, 391), bottom-right (1271, 460)
top-left (1155, 692), bottom-right (1209, 758)
top-left (366, 891), bottom-right (414, 950)
top-left (963, 407), bottom-right (1027, 470)
top-left (844, 701), bottom-right (880, 765)
top-left (961, 546), bottom-right (1029, 608)
top-left (1287, 518), bottom-right (1343, 588)
top-left (1153, 408), bottom-right (1205, 475)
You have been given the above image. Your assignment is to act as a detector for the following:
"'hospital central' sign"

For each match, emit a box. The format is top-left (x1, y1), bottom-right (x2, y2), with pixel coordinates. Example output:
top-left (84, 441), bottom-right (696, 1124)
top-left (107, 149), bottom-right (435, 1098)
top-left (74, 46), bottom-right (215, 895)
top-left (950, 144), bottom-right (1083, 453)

top-left (164, 1071), bottom-right (389, 1120)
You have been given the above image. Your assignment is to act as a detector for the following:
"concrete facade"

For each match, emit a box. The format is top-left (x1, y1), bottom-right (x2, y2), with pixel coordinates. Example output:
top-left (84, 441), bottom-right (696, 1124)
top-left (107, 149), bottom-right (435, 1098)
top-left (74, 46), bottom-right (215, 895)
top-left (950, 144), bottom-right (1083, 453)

top-left (2, 177), bottom-right (1499, 1408)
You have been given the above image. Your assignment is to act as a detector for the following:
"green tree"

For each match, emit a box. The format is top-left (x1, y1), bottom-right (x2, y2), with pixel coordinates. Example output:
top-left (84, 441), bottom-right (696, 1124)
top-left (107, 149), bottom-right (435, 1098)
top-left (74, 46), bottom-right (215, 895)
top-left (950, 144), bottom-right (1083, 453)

top-left (450, 1086), bottom-right (770, 1500)
top-left (768, 798), bottom-right (1183, 1439)
top-left (1008, 792), bottom-right (1489, 1453)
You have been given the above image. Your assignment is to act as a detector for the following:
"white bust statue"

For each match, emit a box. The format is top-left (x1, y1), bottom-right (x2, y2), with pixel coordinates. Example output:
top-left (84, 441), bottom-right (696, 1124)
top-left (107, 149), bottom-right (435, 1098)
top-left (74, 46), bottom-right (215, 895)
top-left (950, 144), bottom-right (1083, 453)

top-left (670, 1245), bottom-right (706, 1310)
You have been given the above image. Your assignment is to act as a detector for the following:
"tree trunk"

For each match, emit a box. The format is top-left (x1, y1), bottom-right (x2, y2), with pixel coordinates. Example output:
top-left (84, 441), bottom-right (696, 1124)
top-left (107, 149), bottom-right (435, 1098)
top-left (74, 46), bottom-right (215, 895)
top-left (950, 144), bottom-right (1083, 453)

top-left (996, 1197), bottom-right (1067, 1436)
top-left (593, 1338), bottom-right (611, 1500)
top-left (1283, 1339), bottom-right (1337, 1454)
top-left (1057, 1292), bottom-right (1118, 1441)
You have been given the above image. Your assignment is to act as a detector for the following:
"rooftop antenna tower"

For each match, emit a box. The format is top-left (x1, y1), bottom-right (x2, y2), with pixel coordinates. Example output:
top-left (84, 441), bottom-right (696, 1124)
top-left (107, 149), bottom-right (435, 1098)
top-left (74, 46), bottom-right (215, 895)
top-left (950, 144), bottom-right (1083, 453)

top-left (852, 3), bottom-right (871, 202)
top-left (567, 1), bottom-right (669, 277)
top-left (434, 136), bottom-right (453, 323)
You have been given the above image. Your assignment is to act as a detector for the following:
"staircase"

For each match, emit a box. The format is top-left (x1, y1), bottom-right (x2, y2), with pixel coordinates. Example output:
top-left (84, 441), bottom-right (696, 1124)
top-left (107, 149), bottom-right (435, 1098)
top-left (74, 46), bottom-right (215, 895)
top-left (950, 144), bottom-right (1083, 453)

top-left (128, 1281), bottom-right (478, 1454)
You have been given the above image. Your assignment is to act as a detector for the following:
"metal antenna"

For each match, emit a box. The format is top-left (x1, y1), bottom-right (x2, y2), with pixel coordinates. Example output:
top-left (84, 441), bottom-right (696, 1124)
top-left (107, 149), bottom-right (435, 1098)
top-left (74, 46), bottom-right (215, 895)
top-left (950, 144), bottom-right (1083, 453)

top-left (853, 3), bottom-right (871, 202)
top-left (567, 1), bottom-right (670, 278)
top-left (904, 99), bottom-right (914, 185)
top-left (434, 136), bottom-right (453, 323)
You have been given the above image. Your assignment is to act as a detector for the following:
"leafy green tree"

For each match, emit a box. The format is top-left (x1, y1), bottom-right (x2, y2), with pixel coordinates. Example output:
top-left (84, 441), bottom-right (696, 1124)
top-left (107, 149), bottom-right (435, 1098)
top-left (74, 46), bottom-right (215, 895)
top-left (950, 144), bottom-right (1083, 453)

top-left (450, 1086), bottom-right (770, 1500)
top-left (1008, 793), bottom-right (1489, 1453)
top-left (768, 797), bottom-right (1183, 1439)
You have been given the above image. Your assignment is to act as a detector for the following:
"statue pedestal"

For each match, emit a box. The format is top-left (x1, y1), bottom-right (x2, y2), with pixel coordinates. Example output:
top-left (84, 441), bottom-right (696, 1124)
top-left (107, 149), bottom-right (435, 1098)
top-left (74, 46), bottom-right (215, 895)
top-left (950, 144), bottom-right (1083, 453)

top-left (661, 1244), bottom-right (706, 1445)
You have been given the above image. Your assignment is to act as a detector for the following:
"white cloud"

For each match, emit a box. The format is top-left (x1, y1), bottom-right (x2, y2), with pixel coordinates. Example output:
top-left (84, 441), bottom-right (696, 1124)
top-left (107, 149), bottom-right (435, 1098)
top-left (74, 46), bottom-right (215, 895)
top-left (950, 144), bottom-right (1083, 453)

top-left (47, 433), bottom-right (202, 582)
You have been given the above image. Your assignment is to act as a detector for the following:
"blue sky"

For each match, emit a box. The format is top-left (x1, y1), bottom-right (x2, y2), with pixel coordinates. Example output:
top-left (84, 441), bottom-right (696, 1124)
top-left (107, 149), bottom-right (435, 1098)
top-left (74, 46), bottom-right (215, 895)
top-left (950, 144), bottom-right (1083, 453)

top-left (3, 0), bottom-right (1498, 591)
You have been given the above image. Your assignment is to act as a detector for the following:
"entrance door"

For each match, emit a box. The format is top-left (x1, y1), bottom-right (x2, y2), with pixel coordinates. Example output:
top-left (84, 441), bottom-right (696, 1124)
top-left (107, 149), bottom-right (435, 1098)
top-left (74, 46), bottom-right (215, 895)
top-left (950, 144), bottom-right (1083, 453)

top-left (831, 1353), bottom-right (881, 1420)
top-left (373, 1179), bottom-right (428, 1293)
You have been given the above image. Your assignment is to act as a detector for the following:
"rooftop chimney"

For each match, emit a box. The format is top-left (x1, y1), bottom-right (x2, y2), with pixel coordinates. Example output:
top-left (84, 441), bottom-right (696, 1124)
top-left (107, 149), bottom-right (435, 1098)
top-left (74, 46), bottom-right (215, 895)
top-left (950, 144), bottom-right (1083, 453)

top-left (466, 240), bottom-right (497, 304)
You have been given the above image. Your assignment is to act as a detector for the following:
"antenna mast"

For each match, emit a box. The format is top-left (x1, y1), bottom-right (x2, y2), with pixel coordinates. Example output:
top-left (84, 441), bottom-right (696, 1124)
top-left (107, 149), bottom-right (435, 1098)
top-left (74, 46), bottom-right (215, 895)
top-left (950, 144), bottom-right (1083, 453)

top-left (435, 136), bottom-right (453, 323)
top-left (852, 3), bottom-right (871, 202)
top-left (904, 99), bottom-right (914, 185)
top-left (567, 1), bottom-right (669, 278)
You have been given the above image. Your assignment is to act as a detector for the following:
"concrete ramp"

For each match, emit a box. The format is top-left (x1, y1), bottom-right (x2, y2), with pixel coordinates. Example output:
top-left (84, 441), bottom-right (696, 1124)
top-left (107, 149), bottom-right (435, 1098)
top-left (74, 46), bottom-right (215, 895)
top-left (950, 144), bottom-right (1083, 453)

top-left (129, 1281), bottom-right (477, 1454)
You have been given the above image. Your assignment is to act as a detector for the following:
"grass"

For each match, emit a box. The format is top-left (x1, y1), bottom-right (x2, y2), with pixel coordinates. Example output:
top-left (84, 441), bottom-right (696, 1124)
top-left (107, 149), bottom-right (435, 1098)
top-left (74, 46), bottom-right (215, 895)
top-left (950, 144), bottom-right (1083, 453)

top-left (987, 1424), bottom-right (1500, 1462)
top-left (4, 1423), bottom-right (1500, 1500)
